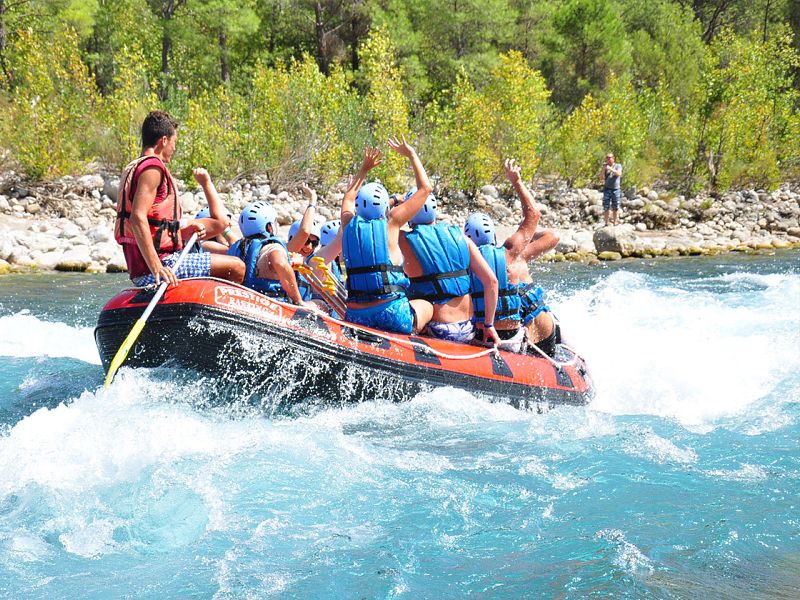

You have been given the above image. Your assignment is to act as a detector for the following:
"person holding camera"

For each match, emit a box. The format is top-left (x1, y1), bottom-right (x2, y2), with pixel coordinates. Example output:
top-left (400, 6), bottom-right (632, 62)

top-left (599, 153), bottom-right (622, 226)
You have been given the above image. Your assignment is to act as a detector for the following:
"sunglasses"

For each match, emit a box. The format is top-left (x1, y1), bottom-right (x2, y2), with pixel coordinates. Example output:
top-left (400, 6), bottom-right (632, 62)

top-left (305, 238), bottom-right (319, 248)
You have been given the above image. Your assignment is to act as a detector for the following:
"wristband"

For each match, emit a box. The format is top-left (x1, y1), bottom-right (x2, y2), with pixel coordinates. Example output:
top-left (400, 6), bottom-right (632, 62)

top-left (306, 204), bottom-right (316, 210)
top-left (484, 323), bottom-right (494, 328)
top-left (223, 227), bottom-right (231, 236)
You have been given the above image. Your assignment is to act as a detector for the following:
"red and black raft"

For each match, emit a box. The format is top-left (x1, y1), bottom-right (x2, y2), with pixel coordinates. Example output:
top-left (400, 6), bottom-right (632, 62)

top-left (95, 278), bottom-right (594, 410)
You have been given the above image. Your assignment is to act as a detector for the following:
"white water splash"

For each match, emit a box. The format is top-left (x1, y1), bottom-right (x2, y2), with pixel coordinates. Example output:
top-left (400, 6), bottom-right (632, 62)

top-left (0, 312), bottom-right (100, 364)
top-left (555, 270), bottom-right (800, 430)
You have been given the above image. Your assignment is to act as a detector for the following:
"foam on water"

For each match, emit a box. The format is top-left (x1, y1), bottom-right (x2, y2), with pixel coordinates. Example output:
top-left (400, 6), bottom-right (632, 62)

top-left (0, 312), bottom-right (100, 365)
top-left (555, 269), bottom-right (800, 429)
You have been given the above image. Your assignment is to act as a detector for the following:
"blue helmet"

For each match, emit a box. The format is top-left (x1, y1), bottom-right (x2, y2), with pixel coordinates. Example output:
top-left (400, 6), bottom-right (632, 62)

top-left (195, 206), bottom-right (233, 222)
top-left (320, 219), bottom-right (341, 247)
top-left (405, 187), bottom-right (437, 225)
top-left (239, 201), bottom-right (277, 238)
top-left (464, 212), bottom-right (496, 246)
top-left (288, 218), bottom-right (322, 243)
top-left (355, 181), bottom-right (390, 220)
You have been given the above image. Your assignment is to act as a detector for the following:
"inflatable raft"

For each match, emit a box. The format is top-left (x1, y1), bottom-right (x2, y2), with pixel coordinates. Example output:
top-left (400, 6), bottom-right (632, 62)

top-left (95, 278), bottom-right (594, 410)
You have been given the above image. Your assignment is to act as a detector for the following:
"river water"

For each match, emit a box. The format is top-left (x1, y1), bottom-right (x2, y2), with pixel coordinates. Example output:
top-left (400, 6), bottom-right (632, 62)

top-left (1, 251), bottom-right (798, 598)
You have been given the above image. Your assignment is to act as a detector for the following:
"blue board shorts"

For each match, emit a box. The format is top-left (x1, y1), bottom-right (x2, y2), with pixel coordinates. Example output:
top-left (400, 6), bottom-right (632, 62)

top-left (131, 251), bottom-right (212, 287)
top-left (603, 188), bottom-right (621, 211)
top-left (424, 320), bottom-right (475, 343)
top-left (345, 296), bottom-right (415, 335)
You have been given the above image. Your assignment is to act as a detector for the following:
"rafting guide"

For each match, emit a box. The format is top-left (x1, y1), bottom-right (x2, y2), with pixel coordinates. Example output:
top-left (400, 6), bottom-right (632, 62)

top-left (114, 110), bottom-right (245, 288)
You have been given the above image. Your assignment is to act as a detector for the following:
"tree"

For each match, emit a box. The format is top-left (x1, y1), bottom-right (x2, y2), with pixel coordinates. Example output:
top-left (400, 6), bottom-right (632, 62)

top-left (146, 0), bottom-right (188, 99)
top-left (542, 0), bottom-right (632, 109)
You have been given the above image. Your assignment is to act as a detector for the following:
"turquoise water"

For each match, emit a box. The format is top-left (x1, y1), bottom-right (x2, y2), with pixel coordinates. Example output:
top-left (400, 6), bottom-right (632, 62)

top-left (1, 252), bottom-right (799, 598)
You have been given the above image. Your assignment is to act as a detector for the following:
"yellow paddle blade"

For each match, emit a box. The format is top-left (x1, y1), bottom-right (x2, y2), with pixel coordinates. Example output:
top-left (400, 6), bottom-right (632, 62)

top-left (103, 317), bottom-right (146, 388)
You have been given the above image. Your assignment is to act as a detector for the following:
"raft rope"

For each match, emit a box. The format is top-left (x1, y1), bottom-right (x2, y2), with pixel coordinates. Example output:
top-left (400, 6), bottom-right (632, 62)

top-left (135, 277), bottom-right (578, 366)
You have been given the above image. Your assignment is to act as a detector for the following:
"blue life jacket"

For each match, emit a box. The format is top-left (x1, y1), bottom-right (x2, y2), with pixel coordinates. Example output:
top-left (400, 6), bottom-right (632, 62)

top-left (470, 245), bottom-right (521, 323)
top-left (342, 216), bottom-right (409, 303)
top-left (404, 223), bottom-right (471, 304)
top-left (228, 235), bottom-right (290, 299)
top-left (518, 283), bottom-right (550, 326)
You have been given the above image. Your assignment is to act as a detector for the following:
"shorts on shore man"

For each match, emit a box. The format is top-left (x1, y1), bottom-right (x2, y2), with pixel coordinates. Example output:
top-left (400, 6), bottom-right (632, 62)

top-left (603, 188), bottom-right (621, 211)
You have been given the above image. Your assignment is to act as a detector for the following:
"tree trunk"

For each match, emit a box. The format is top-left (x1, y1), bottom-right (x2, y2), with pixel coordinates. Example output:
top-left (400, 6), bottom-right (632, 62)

top-left (314, 1), bottom-right (329, 75)
top-left (219, 30), bottom-right (229, 83)
top-left (160, 32), bottom-right (171, 100)
top-left (0, 0), bottom-right (9, 85)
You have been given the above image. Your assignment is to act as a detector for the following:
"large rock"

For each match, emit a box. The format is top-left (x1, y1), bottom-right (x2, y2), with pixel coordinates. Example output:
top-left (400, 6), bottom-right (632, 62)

top-left (573, 231), bottom-right (597, 254)
top-left (77, 174), bottom-right (104, 191)
top-left (480, 184), bottom-right (499, 199)
top-left (87, 225), bottom-right (112, 243)
top-left (180, 191), bottom-right (197, 214)
top-left (593, 225), bottom-right (638, 256)
top-left (103, 176), bottom-right (120, 200)
top-left (55, 247), bottom-right (92, 272)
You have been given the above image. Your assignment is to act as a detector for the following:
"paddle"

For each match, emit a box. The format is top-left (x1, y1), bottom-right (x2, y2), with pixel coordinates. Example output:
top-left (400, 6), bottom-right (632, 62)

top-left (103, 233), bottom-right (199, 388)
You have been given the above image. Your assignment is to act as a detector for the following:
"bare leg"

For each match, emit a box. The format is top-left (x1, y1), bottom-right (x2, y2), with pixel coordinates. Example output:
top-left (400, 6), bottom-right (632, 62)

top-left (603, 209), bottom-right (609, 226)
top-left (409, 299), bottom-right (434, 334)
top-left (611, 209), bottom-right (619, 225)
top-left (210, 254), bottom-right (245, 283)
top-left (526, 311), bottom-right (555, 344)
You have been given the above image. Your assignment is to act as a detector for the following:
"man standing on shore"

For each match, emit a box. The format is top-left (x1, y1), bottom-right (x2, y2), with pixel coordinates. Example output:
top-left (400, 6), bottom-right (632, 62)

top-left (114, 110), bottom-right (244, 286)
top-left (599, 152), bottom-right (622, 226)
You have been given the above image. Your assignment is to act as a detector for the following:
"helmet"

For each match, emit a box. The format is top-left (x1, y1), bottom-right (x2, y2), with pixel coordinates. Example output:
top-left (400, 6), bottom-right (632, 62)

top-left (320, 219), bottom-right (341, 247)
top-left (239, 201), bottom-right (277, 238)
top-left (405, 187), bottom-right (437, 225)
top-left (288, 218), bottom-right (322, 243)
top-left (355, 181), bottom-right (390, 220)
top-left (195, 206), bottom-right (233, 222)
top-left (464, 212), bottom-right (496, 246)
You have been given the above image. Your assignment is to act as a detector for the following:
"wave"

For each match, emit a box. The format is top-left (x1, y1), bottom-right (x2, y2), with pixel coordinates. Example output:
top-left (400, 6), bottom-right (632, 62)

top-left (554, 269), bottom-right (800, 429)
top-left (0, 312), bottom-right (100, 365)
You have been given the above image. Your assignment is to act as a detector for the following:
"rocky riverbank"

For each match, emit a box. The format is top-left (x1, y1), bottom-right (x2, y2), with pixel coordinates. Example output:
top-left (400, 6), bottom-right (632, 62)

top-left (0, 169), bottom-right (798, 275)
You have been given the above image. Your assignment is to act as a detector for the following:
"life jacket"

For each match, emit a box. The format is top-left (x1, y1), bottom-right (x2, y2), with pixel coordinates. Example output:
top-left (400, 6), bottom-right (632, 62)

top-left (228, 235), bottom-right (290, 299)
top-left (470, 245), bottom-right (521, 323)
top-left (115, 155), bottom-right (181, 255)
top-left (294, 254), bottom-right (314, 301)
top-left (518, 283), bottom-right (550, 325)
top-left (404, 223), bottom-right (470, 304)
top-left (342, 216), bottom-right (409, 303)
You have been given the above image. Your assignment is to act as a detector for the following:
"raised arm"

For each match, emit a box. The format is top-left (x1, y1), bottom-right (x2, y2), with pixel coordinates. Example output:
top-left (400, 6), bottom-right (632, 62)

top-left (287, 183), bottom-right (317, 253)
top-left (466, 238), bottom-right (500, 345)
top-left (193, 167), bottom-right (232, 242)
top-left (341, 147), bottom-right (382, 228)
top-left (387, 135), bottom-right (432, 228)
top-left (520, 230), bottom-right (560, 262)
top-left (502, 158), bottom-right (541, 258)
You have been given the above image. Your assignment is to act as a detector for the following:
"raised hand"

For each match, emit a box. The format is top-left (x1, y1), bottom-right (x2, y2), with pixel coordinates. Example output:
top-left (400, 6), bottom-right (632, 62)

top-left (301, 182), bottom-right (317, 204)
top-left (361, 147), bottom-right (382, 171)
top-left (504, 158), bottom-right (521, 185)
top-left (193, 167), bottom-right (211, 186)
top-left (387, 135), bottom-right (415, 158)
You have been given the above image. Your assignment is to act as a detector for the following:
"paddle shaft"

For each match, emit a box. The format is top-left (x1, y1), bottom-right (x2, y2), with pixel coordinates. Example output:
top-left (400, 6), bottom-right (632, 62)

top-left (103, 233), bottom-right (199, 388)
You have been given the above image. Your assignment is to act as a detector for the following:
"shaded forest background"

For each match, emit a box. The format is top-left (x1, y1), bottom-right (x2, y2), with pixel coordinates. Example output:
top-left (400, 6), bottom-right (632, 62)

top-left (0, 0), bottom-right (797, 193)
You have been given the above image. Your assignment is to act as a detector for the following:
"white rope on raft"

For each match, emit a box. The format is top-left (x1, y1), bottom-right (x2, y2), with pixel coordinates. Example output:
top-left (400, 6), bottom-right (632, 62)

top-left (137, 277), bottom-right (578, 366)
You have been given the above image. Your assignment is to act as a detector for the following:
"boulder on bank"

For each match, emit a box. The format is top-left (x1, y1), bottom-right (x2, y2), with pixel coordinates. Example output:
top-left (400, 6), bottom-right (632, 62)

top-left (593, 225), bottom-right (638, 256)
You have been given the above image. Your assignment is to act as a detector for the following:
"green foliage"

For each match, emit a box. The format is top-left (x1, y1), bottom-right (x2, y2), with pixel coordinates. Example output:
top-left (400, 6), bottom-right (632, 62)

top-left (699, 28), bottom-right (800, 190)
top-left (98, 45), bottom-right (159, 168)
top-left (6, 28), bottom-right (101, 178)
top-left (549, 94), bottom-right (610, 186)
top-left (359, 27), bottom-right (411, 190)
top-left (0, 1), bottom-right (797, 193)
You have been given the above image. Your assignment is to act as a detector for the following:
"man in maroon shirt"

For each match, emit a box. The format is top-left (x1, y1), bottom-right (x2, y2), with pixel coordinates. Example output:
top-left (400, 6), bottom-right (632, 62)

top-left (114, 110), bottom-right (244, 286)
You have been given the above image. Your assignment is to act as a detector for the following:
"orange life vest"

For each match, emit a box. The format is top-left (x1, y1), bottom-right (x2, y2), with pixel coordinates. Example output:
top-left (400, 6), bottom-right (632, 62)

top-left (114, 155), bottom-right (182, 255)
